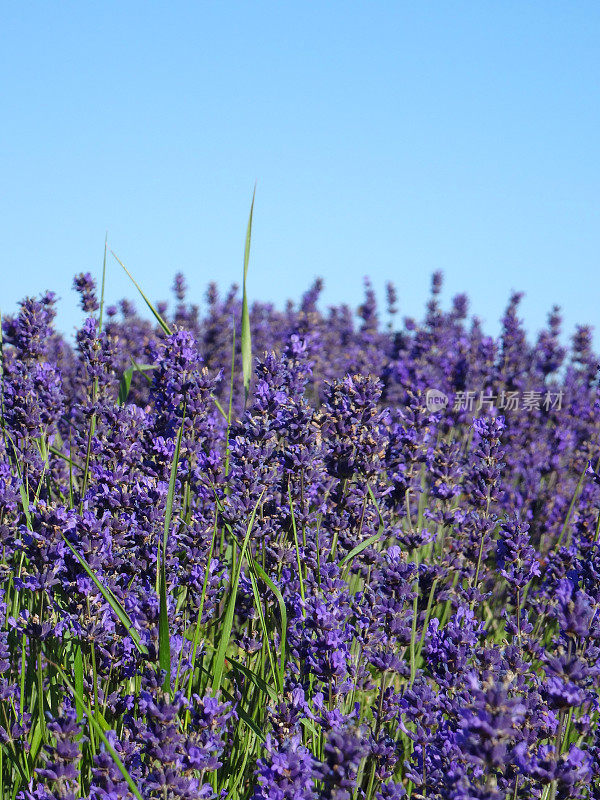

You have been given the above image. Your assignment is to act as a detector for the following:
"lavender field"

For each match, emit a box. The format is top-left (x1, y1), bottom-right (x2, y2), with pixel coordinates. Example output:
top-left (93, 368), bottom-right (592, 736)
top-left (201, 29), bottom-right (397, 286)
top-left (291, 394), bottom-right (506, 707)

top-left (1, 256), bottom-right (599, 800)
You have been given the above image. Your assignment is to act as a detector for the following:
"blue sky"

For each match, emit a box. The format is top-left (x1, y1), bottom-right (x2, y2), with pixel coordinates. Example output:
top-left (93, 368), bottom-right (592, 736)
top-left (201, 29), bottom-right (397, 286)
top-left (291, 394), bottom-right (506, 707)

top-left (1, 2), bottom-right (598, 345)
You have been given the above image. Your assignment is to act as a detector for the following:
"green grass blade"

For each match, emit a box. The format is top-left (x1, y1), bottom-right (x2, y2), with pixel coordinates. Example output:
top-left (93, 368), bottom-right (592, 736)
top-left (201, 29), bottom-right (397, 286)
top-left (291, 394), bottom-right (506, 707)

top-left (366, 482), bottom-right (385, 526)
top-left (186, 637), bottom-right (278, 703)
top-left (98, 233), bottom-right (108, 331)
top-left (74, 645), bottom-right (84, 723)
top-left (19, 484), bottom-right (33, 530)
top-left (247, 556), bottom-right (288, 690)
top-left (211, 394), bottom-right (228, 421)
top-left (556, 461), bottom-right (589, 549)
top-left (224, 731), bottom-right (258, 798)
top-left (288, 483), bottom-right (305, 603)
top-left (211, 490), bottom-right (264, 694)
top-left (111, 251), bottom-right (172, 336)
top-left (158, 565), bottom-right (171, 692)
top-left (52, 663), bottom-right (145, 800)
top-left (158, 419), bottom-right (184, 693)
top-left (61, 536), bottom-right (148, 655)
top-left (241, 186), bottom-right (255, 402)
top-left (339, 530), bottom-right (383, 569)
top-left (224, 316), bottom-right (236, 478)
top-left (117, 368), bottom-right (134, 406)
top-left (218, 653), bottom-right (278, 703)
top-left (196, 661), bottom-right (265, 741)
top-left (184, 519), bottom-right (217, 700)
top-left (210, 484), bottom-right (289, 691)
top-left (27, 717), bottom-right (42, 771)
top-left (131, 357), bottom-right (155, 383)
top-left (36, 646), bottom-right (46, 744)
top-left (49, 446), bottom-right (84, 472)
top-left (338, 483), bottom-right (384, 575)
top-left (162, 419), bottom-right (184, 561)
top-left (118, 362), bottom-right (155, 406)
top-left (247, 569), bottom-right (280, 691)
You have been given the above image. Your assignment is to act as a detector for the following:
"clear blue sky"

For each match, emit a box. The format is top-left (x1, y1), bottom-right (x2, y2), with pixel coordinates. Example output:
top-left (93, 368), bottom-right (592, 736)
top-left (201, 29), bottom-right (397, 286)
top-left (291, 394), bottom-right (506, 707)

top-left (1, 2), bottom-right (598, 345)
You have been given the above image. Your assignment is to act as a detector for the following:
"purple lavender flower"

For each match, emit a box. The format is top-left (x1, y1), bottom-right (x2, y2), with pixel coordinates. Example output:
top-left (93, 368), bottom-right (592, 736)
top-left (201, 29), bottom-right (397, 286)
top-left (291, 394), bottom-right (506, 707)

top-left (73, 272), bottom-right (100, 313)
top-left (253, 734), bottom-right (316, 800)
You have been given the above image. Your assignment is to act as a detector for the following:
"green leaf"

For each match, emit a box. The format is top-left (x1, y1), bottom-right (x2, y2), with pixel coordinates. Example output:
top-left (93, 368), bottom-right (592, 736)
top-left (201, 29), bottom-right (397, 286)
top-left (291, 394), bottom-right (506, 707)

top-left (28, 717), bottom-right (43, 771)
top-left (224, 316), bottom-right (237, 478)
top-left (288, 483), bottom-right (305, 603)
top-left (162, 418), bottom-right (184, 561)
top-left (184, 520), bottom-right (217, 700)
top-left (131, 358), bottom-right (156, 383)
top-left (339, 529), bottom-right (383, 569)
top-left (158, 419), bottom-right (185, 693)
top-left (556, 461), bottom-right (589, 549)
top-left (36, 646), bottom-right (46, 745)
top-left (241, 186), bottom-right (255, 401)
top-left (117, 368), bottom-right (134, 406)
top-left (196, 661), bottom-right (265, 741)
top-left (366, 482), bottom-right (385, 526)
top-left (53, 663), bottom-right (145, 800)
top-left (118, 362), bottom-right (156, 406)
top-left (98, 233), bottom-right (108, 331)
top-left (248, 569), bottom-right (280, 692)
top-left (218, 653), bottom-right (278, 703)
top-left (210, 483), bottom-right (289, 692)
top-left (19, 484), bottom-right (32, 530)
top-left (49, 446), bottom-right (84, 472)
top-left (211, 490), bottom-right (264, 694)
top-left (338, 484), bottom-right (384, 576)
top-left (247, 556), bottom-right (288, 690)
top-left (211, 393), bottom-right (228, 421)
top-left (74, 645), bottom-right (84, 724)
top-left (158, 567), bottom-right (171, 692)
top-left (186, 637), bottom-right (278, 703)
top-left (61, 536), bottom-right (148, 656)
top-left (111, 251), bottom-right (172, 336)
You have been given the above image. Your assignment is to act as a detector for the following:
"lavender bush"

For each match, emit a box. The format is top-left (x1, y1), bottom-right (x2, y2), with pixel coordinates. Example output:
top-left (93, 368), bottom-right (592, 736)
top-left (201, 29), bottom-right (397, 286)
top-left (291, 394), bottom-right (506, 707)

top-left (1, 255), bottom-right (599, 800)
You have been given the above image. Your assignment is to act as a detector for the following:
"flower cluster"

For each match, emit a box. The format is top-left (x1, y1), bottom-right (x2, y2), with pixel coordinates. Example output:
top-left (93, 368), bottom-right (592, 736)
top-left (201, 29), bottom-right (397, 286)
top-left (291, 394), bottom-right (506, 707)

top-left (0, 270), bottom-right (599, 799)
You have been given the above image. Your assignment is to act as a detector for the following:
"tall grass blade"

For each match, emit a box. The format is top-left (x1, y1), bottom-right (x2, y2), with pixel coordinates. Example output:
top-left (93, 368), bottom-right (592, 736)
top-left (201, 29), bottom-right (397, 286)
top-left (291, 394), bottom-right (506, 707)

top-left (556, 461), bottom-right (589, 549)
top-left (339, 529), bottom-right (383, 569)
top-left (241, 186), bottom-right (255, 402)
top-left (117, 369), bottom-right (134, 407)
top-left (288, 483), bottom-right (305, 603)
top-left (158, 568), bottom-right (171, 692)
top-left (196, 661), bottom-right (265, 741)
top-left (210, 486), bottom-right (289, 690)
top-left (218, 653), bottom-right (278, 702)
top-left (224, 316), bottom-right (236, 478)
top-left (98, 233), bottom-right (108, 331)
top-left (53, 663), bottom-right (144, 800)
top-left (111, 251), bottom-right (172, 336)
top-left (211, 394), bottom-right (228, 421)
top-left (158, 418), bottom-right (184, 692)
top-left (61, 536), bottom-right (148, 655)
top-left (247, 555), bottom-right (288, 689)
top-left (74, 645), bottom-right (84, 724)
top-left (247, 570), bottom-right (280, 691)
top-left (19, 484), bottom-right (33, 530)
top-left (118, 363), bottom-right (155, 405)
top-left (211, 490), bottom-right (264, 694)
top-left (185, 636), bottom-right (278, 702)
top-left (184, 519), bottom-right (217, 701)
top-left (49, 446), bottom-right (84, 472)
